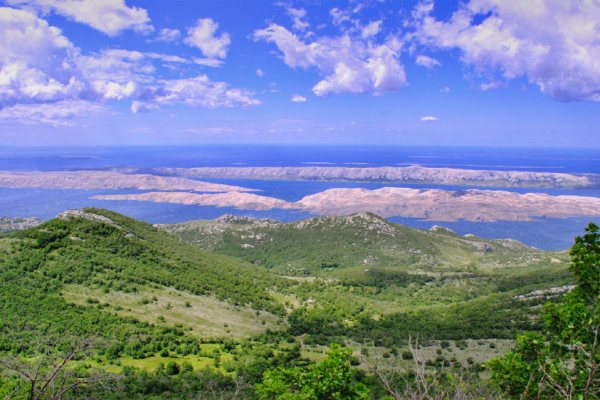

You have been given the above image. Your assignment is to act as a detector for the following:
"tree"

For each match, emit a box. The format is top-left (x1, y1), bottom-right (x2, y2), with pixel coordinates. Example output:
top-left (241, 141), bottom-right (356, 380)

top-left (489, 223), bottom-right (600, 399)
top-left (255, 345), bottom-right (370, 400)
top-left (368, 337), bottom-right (501, 400)
top-left (0, 338), bottom-right (103, 400)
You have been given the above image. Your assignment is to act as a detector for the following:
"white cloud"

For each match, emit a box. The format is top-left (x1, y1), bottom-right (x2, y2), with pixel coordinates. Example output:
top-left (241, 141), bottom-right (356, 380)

top-left (479, 80), bottom-right (504, 91)
top-left (420, 115), bottom-right (438, 122)
top-left (192, 57), bottom-right (224, 68)
top-left (0, 7), bottom-right (259, 124)
top-left (361, 20), bottom-right (381, 38)
top-left (414, 0), bottom-right (600, 101)
top-left (439, 86), bottom-right (450, 93)
top-left (7, 0), bottom-right (153, 36)
top-left (287, 7), bottom-right (309, 31)
top-left (155, 28), bottom-right (181, 43)
top-left (256, 68), bottom-right (265, 78)
top-left (415, 54), bottom-right (441, 69)
top-left (0, 100), bottom-right (105, 126)
top-left (130, 101), bottom-right (158, 113)
top-left (133, 75), bottom-right (260, 111)
top-left (0, 7), bottom-right (84, 104)
top-left (254, 23), bottom-right (406, 96)
top-left (291, 94), bottom-right (307, 102)
top-left (330, 7), bottom-right (352, 27)
top-left (184, 18), bottom-right (230, 61)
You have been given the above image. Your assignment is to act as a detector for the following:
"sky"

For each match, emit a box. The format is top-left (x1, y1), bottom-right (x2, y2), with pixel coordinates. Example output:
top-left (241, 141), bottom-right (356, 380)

top-left (1, 0), bottom-right (599, 147)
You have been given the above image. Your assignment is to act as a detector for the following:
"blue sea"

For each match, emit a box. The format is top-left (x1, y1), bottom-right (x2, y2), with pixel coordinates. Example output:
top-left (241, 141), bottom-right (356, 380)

top-left (0, 145), bottom-right (598, 250)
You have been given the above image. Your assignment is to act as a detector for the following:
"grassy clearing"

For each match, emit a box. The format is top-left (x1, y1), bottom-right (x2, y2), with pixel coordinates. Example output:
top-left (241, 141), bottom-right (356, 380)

top-left (299, 339), bottom-right (513, 371)
top-left (120, 354), bottom-right (216, 371)
top-left (0, 237), bottom-right (20, 252)
top-left (347, 339), bottom-right (513, 370)
top-left (62, 284), bottom-right (283, 338)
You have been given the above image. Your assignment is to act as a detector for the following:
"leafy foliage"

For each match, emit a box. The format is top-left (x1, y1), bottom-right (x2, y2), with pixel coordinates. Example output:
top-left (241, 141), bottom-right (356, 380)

top-left (489, 223), bottom-right (600, 399)
top-left (256, 345), bottom-right (370, 400)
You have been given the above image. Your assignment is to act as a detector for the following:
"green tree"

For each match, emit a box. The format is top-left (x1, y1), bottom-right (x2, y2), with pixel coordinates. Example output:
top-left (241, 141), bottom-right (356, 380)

top-left (489, 223), bottom-right (600, 399)
top-left (256, 345), bottom-right (370, 400)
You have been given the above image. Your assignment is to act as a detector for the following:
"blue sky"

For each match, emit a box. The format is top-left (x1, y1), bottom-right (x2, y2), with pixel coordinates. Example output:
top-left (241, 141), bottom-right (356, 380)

top-left (1, 0), bottom-right (599, 147)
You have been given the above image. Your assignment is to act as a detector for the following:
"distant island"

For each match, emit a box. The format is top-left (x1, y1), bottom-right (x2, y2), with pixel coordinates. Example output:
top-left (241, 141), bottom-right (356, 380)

top-left (94, 187), bottom-right (600, 222)
top-left (0, 170), bottom-right (254, 192)
top-left (134, 165), bottom-right (599, 189)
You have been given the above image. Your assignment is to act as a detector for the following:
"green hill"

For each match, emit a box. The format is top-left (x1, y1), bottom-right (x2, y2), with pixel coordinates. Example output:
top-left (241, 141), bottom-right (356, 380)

top-left (161, 212), bottom-right (564, 275)
top-left (0, 209), bottom-right (292, 355)
top-left (161, 212), bottom-right (574, 346)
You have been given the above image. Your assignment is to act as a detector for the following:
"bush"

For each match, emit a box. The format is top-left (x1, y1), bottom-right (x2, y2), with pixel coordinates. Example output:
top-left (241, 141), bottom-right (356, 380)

top-left (165, 361), bottom-right (180, 375)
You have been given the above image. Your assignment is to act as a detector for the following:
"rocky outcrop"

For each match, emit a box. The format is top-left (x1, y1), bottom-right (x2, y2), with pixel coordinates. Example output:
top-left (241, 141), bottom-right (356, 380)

top-left (0, 216), bottom-right (42, 232)
top-left (215, 214), bottom-right (279, 225)
top-left (58, 209), bottom-right (121, 228)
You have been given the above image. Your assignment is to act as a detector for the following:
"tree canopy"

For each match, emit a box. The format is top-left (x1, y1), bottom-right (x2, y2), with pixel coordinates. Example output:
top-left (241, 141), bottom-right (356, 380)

top-left (489, 223), bottom-right (600, 399)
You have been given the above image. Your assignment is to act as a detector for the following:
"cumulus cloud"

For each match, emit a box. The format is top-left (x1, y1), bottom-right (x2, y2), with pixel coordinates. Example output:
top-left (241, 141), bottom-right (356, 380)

top-left (287, 7), bottom-right (309, 31)
top-left (256, 68), bottom-right (265, 77)
top-left (0, 7), bottom-right (259, 124)
top-left (7, 0), bottom-right (153, 36)
top-left (413, 0), bottom-right (600, 102)
top-left (420, 115), bottom-right (438, 122)
top-left (156, 28), bottom-right (181, 42)
top-left (0, 100), bottom-right (106, 126)
top-left (132, 75), bottom-right (260, 111)
top-left (291, 94), bottom-right (307, 102)
top-left (184, 18), bottom-right (231, 61)
top-left (0, 7), bottom-right (84, 104)
top-left (361, 20), bottom-right (381, 38)
top-left (253, 21), bottom-right (406, 96)
top-left (415, 54), bottom-right (440, 69)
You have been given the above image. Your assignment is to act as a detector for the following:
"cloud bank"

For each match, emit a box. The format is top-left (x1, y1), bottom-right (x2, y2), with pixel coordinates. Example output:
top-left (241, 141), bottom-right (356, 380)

top-left (413, 0), bottom-right (600, 102)
top-left (0, 6), bottom-right (257, 125)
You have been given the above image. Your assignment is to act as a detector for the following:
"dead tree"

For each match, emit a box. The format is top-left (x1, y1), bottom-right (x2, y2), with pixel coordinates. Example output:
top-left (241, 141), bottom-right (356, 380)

top-left (0, 338), bottom-right (104, 400)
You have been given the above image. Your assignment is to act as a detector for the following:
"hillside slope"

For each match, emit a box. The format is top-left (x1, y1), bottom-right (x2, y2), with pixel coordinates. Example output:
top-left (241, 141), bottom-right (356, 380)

top-left (161, 212), bottom-right (561, 275)
top-left (0, 209), bottom-right (292, 355)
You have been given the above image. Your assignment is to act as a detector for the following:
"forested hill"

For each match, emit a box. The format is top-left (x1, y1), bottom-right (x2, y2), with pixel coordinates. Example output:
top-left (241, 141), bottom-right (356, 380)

top-left (2, 208), bottom-right (287, 314)
top-left (161, 212), bottom-right (560, 275)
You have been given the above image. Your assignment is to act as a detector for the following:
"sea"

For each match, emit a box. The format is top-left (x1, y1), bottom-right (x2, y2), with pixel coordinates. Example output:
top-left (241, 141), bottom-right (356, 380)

top-left (1, 145), bottom-right (599, 251)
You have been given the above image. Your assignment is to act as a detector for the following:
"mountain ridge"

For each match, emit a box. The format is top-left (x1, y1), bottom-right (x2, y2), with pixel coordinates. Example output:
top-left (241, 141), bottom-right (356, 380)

top-left (160, 211), bottom-right (557, 276)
